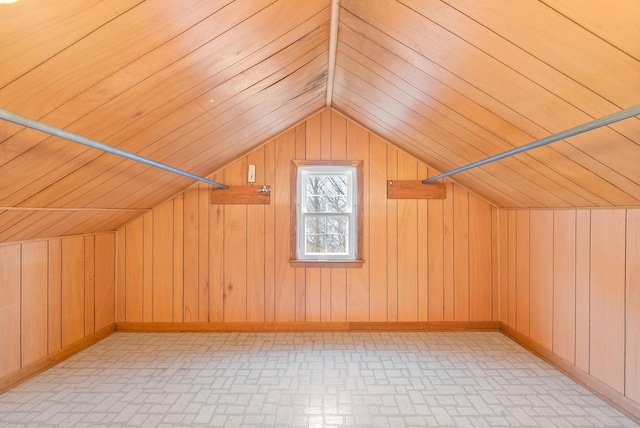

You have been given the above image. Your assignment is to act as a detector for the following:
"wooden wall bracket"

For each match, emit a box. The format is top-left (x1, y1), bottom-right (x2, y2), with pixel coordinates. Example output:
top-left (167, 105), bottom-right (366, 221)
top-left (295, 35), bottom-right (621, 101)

top-left (211, 185), bottom-right (271, 204)
top-left (387, 180), bottom-right (446, 199)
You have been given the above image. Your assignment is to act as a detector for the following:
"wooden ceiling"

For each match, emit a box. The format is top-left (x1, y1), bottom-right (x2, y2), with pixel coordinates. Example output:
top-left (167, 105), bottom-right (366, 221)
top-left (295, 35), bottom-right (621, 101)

top-left (1, 0), bottom-right (639, 243)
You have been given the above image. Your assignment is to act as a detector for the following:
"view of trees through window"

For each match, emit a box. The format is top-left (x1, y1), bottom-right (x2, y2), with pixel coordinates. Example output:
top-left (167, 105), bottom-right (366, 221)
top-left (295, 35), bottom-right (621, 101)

top-left (304, 174), bottom-right (349, 254)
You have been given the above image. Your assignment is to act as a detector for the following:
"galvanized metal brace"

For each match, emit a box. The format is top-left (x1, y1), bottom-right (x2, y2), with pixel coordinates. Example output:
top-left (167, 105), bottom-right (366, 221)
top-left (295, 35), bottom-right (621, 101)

top-left (0, 108), bottom-right (228, 189)
top-left (422, 105), bottom-right (640, 184)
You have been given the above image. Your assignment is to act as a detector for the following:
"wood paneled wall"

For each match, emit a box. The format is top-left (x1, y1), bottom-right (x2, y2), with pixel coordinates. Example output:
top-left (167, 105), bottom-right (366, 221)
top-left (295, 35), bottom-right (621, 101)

top-left (115, 109), bottom-right (497, 324)
top-left (498, 207), bottom-right (640, 407)
top-left (0, 233), bottom-right (115, 382)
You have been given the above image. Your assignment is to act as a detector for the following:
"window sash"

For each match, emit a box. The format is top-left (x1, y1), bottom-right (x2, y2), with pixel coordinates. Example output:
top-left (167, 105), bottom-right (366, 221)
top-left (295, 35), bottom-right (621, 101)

top-left (297, 166), bottom-right (357, 260)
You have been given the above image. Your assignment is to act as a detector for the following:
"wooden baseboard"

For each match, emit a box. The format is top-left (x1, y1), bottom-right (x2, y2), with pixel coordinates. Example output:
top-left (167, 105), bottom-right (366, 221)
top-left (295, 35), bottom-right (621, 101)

top-left (116, 321), bottom-right (500, 333)
top-left (0, 324), bottom-right (116, 394)
top-left (500, 322), bottom-right (640, 424)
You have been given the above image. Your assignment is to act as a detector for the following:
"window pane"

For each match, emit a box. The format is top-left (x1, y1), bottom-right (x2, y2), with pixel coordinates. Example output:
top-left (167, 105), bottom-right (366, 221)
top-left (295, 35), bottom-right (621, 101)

top-left (327, 216), bottom-right (348, 234)
top-left (325, 196), bottom-right (347, 213)
top-left (305, 216), bottom-right (326, 235)
top-left (305, 235), bottom-right (326, 253)
top-left (321, 176), bottom-right (347, 196)
top-left (326, 234), bottom-right (346, 253)
top-left (306, 196), bottom-right (325, 213)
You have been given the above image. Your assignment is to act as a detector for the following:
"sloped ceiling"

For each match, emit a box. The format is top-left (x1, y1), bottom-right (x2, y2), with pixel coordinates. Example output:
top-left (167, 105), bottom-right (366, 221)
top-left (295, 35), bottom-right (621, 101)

top-left (1, 0), bottom-right (639, 243)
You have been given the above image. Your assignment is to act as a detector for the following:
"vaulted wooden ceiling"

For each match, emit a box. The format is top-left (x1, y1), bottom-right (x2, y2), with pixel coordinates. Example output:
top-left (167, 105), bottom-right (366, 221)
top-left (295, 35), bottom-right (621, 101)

top-left (1, 0), bottom-right (639, 243)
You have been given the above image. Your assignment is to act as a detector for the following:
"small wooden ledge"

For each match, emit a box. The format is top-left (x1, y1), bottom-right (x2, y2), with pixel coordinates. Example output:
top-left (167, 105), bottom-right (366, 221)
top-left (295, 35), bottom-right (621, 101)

top-left (387, 180), bottom-right (446, 199)
top-left (211, 185), bottom-right (271, 204)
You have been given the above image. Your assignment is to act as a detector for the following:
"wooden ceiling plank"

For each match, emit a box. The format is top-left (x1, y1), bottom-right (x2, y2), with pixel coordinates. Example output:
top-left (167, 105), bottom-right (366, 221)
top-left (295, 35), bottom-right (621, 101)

top-left (0, 0), bottom-right (143, 88)
top-left (401, 0), bottom-right (640, 190)
top-left (0, 1), bottom-right (330, 209)
top-left (0, 0), bottom-right (276, 200)
top-left (1, 0), bottom-right (237, 128)
top-left (439, 0), bottom-right (640, 108)
top-left (331, 77), bottom-right (553, 207)
top-left (336, 40), bottom-right (610, 207)
top-left (46, 50), bottom-right (327, 210)
top-left (337, 4), bottom-right (640, 206)
top-left (113, 92), bottom-right (325, 210)
top-left (10, 28), bottom-right (326, 211)
top-left (1, 211), bottom-right (72, 243)
top-left (334, 97), bottom-right (523, 208)
top-left (542, 0), bottom-right (640, 61)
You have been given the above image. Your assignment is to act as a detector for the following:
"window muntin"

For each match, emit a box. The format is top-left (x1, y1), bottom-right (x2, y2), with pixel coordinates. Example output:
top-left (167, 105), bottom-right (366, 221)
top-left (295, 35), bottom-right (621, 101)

top-left (297, 165), bottom-right (357, 260)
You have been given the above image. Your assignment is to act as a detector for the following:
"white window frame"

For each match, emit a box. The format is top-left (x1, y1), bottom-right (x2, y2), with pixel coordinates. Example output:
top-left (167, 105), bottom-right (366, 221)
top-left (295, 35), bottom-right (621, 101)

top-left (296, 165), bottom-right (357, 260)
top-left (290, 161), bottom-right (363, 267)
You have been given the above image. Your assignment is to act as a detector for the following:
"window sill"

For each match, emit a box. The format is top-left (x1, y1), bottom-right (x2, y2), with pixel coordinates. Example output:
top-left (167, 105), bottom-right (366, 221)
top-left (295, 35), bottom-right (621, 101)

top-left (289, 259), bottom-right (365, 269)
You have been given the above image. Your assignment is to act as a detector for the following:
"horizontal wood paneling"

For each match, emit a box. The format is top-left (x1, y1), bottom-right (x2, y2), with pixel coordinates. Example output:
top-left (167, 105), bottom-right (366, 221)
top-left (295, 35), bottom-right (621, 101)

top-left (0, 233), bottom-right (115, 387)
top-left (116, 109), bottom-right (496, 326)
top-left (499, 207), bottom-right (640, 409)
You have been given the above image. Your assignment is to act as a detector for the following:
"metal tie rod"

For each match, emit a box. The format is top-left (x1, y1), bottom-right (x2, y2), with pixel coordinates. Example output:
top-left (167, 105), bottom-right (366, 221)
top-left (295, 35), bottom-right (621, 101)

top-left (0, 108), bottom-right (228, 189)
top-left (422, 104), bottom-right (640, 184)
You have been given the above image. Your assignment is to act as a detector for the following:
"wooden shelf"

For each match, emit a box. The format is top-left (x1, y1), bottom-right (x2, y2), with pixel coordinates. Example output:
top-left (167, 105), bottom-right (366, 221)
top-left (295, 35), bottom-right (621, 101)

top-left (387, 180), bottom-right (446, 199)
top-left (211, 185), bottom-right (271, 204)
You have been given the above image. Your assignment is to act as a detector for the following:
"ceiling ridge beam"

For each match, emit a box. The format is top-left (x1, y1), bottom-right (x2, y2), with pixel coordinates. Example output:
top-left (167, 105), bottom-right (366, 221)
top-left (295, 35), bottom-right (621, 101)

top-left (325, 0), bottom-right (340, 107)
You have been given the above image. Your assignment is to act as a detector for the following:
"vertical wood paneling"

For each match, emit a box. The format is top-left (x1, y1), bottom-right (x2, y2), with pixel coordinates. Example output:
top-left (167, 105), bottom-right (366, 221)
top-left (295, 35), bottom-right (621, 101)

top-left (0, 245), bottom-right (21, 378)
top-left (142, 212), bottom-right (153, 322)
top-left (198, 183), bottom-right (210, 322)
top-left (95, 233), bottom-right (115, 330)
top-left (125, 218), bottom-right (143, 322)
top-left (574, 210), bottom-right (591, 372)
top-left (507, 210), bottom-right (517, 328)
top-left (418, 164), bottom-right (431, 321)
top-left (1, 232), bottom-right (115, 383)
top-left (491, 207), bottom-right (500, 322)
top-left (61, 237), bottom-right (85, 347)
top-left (498, 211), bottom-right (509, 324)
top-left (469, 194), bottom-right (492, 321)
top-left (331, 112), bottom-right (347, 322)
top-left (453, 187), bottom-right (469, 321)
top-left (529, 210), bottom-right (553, 350)
top-left (552, 210), bottom-right (576, 363)
top-left (112, 110), bottom-right (500, 331)
top-left (153, 200), bottom-right (174, 322)
top-left (516, 210), bottom-right (530, 335)
top-left (590, 209), bottom-right (626, 393)
top-left (264, 142), bottom-right (276, 322)
top-left (247, 148), bottom-right (266, 322)
top-left (224, 203), bottom-right (247, 322)
top-left (427, 172), bottom-right (444, 321)
top-left (386, 146), bottom-right (398, 322)
top-left (305, 115), bottom-right (322, 322)
top-left (346, 121), bottom-right (370, 322)
top-left (444, 180), bottom-right (458, 321)
top-left (183, 187), bottom-right (200, 322)
top-left (295, 124), bottom-right (307, 322)
top-left (209, 172), bottom-right (225, 323)
top-left (274, 130), bottom-right (296, 321)
top-left (369, 135), bottom-right (388, 322)
top-left (626, 209), bottom-right (640, 402)
top-left (21, 241), bottom-right (48, 367)
top-left (84, 235), bottom-right (95, 335)
top-left (173, 195), bottom-right (184, 322)
top-left (48, 239), bottom-right (62, 353)
top-left (397, 151), bottom-right (418, 322)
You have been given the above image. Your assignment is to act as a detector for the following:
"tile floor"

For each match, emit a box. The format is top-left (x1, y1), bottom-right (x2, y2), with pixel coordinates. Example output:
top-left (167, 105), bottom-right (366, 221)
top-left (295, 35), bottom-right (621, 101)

top-left (0, 331), bottom-right (637, 427)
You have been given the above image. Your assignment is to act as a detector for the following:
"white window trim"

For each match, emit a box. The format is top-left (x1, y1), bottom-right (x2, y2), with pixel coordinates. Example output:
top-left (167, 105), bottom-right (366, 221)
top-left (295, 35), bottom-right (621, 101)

top-left (289, 160), bottom-right (364, 268)
top-left (296, 165), bottom-right (357, 261)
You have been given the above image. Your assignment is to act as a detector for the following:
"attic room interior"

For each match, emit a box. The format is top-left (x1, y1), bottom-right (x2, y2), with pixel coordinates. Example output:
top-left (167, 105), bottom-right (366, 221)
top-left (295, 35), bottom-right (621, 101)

top-left (1, 0), bottom-right (639, 426)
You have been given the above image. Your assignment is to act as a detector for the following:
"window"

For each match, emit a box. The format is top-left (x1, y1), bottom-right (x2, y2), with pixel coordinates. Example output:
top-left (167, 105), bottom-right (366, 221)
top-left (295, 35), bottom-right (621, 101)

top-left (290, 161), bottom-right (363, 267)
